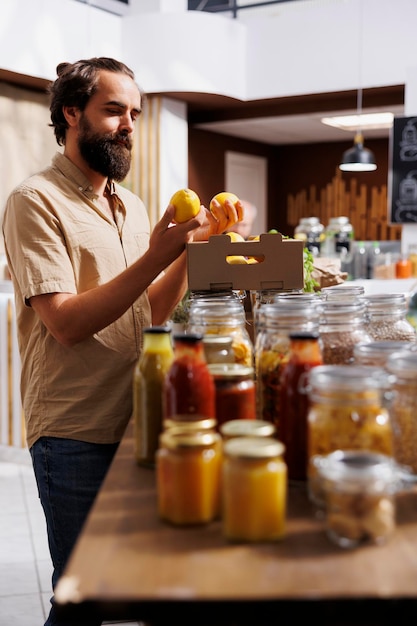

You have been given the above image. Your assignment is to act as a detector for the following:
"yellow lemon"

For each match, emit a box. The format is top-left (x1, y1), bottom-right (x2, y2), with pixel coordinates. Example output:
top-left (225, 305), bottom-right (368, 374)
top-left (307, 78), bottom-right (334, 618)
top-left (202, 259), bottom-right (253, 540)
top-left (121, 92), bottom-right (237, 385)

top-left (225, 231), bottom-right (245, 243)
top-left (226, 255), bottom-right (248, 264)
top-left (210, 191), bottom-right (239, 215)
top-left (170, 188), bottom-right (201, 223)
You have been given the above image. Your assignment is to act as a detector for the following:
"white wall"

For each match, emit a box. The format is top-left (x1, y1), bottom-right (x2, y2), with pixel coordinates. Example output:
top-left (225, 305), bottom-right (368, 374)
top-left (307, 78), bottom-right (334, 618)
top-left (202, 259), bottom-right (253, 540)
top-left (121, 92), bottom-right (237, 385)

top-left (2, 0), bottom-right (417, 101)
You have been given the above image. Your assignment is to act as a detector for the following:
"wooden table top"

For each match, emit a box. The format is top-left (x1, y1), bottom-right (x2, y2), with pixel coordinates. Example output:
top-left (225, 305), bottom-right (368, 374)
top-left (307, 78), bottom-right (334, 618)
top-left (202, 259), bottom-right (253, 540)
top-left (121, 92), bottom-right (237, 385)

top-left (54, 421), bottom-right (417, 625)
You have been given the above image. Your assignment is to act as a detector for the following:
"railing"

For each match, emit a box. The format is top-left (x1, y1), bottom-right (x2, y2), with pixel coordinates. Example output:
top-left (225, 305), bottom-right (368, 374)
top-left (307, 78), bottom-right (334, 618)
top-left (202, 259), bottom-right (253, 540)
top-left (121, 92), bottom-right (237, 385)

top-left (0, 282), bottom-right (24, 448)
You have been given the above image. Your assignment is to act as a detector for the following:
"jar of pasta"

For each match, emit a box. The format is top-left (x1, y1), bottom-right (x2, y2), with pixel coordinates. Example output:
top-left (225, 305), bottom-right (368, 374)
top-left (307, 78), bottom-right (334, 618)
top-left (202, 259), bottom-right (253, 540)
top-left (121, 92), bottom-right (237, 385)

top-left (319, 299), bottom-right (372, 364)
top-left (362, 293), bottom-right (417, 343)
top-left (307, 365), bottom-right (394, 508)
top-left (156, 430), bottom-right (222, 525)
top-left (385, 350), bottom-right (417, 475)
top-left (222, 437), bottom-right (287, 542)
top-left (255, 299), bottom-right (322, 428)
top-left (188, 298), bottom-right (253, 367)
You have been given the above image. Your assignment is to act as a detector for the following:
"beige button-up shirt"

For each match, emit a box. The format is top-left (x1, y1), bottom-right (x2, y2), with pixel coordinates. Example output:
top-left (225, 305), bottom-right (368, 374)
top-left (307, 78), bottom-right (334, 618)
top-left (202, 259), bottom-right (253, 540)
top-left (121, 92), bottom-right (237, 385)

top-left (3, 152), bottom-right (152, 449)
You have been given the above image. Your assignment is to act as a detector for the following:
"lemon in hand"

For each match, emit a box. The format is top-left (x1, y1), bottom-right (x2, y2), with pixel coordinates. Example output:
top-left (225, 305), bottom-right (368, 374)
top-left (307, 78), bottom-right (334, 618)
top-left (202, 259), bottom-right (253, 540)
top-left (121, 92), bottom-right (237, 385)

top-left (210, 192), bottom-right (239, 214)
top-left (170, 188), bottom-right (201, 223)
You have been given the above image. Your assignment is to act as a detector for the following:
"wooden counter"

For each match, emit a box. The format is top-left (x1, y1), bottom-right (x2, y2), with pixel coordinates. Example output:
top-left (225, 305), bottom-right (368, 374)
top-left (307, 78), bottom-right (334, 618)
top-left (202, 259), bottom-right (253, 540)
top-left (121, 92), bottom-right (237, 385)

top-left (55, 422), bottom-right (417, 625)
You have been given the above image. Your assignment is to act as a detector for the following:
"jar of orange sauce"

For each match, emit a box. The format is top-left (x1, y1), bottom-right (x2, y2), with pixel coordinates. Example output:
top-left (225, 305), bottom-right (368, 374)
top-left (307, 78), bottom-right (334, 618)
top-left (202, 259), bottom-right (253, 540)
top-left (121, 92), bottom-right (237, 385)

top-left (222, 437), bottom-right (287, 542)
top-left (156, 430), bottom-right (222, 525)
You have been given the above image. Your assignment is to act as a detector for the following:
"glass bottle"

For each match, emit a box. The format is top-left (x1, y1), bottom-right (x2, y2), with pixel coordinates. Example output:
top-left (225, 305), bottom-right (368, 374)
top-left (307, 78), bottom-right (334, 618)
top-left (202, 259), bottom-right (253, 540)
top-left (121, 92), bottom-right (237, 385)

top-left (208, 363), bottom-right (256, 426)
top-left (306, 364), bottom-right (394, 508)
top-left (163, 333), bottom-right (216, 420)
top-left (319, 299), bottom-right (372, 364)
top-left (188, 297), bottom-right (253, 367)
top-left (279, 331), bottom-right (323, 481)
top-left (156, 430), bottom-right (222, 525)
top-left (255, 299), bottom-right (322, 429)
top-left (222, 437), bottom-right (287, 542)
top-left (362, 293), bottom-right (416, 343)
top-left (133, 326), bottom-right (174, 468)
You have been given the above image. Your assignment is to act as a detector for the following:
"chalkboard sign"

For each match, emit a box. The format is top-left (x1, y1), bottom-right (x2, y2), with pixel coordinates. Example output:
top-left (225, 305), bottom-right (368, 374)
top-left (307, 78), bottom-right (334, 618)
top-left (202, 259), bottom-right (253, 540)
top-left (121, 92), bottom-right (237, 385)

top-left (389, 116), bottom-right (417, 224)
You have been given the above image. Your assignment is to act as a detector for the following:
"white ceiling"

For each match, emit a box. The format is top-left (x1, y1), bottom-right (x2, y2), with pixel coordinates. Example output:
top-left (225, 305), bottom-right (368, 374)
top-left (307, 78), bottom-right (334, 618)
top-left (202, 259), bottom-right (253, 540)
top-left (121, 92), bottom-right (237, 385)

top-left (194, 104), bottom-right (405, 145)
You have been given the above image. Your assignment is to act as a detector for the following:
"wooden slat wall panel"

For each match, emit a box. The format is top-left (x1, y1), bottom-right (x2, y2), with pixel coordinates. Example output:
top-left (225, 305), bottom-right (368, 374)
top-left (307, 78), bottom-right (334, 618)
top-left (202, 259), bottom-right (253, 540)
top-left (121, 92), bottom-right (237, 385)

top-left (287, 169), bottom-right (402, 242)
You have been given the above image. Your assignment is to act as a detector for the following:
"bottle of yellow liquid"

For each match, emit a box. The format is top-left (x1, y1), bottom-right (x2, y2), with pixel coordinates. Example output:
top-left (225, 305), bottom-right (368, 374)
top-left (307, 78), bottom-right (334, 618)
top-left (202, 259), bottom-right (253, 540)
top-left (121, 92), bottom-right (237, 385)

top-left (222, 437), bottom-right (287, 542)
top-left (133, 326), bottom-right (174, 468)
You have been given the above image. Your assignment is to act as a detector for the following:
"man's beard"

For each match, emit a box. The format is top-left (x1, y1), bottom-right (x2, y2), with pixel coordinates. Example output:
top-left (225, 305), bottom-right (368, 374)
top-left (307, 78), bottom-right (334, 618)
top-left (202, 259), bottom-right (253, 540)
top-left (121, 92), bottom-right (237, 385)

top-left (78, 114), bottom-right (132, 182)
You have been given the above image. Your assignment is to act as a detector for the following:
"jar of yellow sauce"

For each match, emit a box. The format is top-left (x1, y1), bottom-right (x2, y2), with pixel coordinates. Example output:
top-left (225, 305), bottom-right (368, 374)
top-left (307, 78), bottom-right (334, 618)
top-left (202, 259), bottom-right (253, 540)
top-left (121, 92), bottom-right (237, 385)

top-left (222, 437), bottom-right (287, 542)
top-left (156, 430), bottom-right (222, 525)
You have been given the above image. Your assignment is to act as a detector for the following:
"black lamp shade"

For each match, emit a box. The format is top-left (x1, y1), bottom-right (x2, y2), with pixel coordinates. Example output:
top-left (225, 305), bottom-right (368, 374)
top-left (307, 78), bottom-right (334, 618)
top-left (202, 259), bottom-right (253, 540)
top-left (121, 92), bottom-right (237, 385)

top-left (339, 139), bottom-right (377, 172)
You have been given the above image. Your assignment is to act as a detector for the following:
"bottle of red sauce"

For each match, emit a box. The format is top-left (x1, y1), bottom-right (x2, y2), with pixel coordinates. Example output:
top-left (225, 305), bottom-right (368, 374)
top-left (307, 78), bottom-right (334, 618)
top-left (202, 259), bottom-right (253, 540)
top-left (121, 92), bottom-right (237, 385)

top-left (279, 331), bottom-right (323, 481)
top-left (163, 333), bottom-right (216, 420)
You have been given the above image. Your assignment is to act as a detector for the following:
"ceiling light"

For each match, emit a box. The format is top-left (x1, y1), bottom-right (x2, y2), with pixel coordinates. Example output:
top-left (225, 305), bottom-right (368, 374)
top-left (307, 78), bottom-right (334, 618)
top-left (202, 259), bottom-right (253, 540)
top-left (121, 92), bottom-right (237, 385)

top-left (339, 132), bottom-right (377, 172)
top-left (322, 112), bottom-right (394, 132)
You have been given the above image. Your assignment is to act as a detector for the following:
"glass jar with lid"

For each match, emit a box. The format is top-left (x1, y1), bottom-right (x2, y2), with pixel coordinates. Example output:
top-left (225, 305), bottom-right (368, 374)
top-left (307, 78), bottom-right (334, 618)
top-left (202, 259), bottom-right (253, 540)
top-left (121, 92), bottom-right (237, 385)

top-left (208, 363), bottom-right (256, 426)
top-left (188, 298), bottom-right (253, 367)
top-left (307, 364), bottom-right (394, 508)
top-left (321, 284), bottom-right (365, 300)
top-left (315, 450), bottom-right (398, 548)
top-left (322, 216), bottom-right (354, 262)
top-left (385, 350), bottom-right (417, 476)
top-left (362, 293), bottom-right (417, 342)
top-left (255, 299), bottom-right (322, 427)
top-left (354, 340), bottom-right (417, 367)
top-left (156, 429), bottom-right (222, 525)
top-left (319, 299), bottom-right (372, 364)
top-left (222, 437), bottom-right (287, 542)
top-left (294, 216), bottom-right (325, 257)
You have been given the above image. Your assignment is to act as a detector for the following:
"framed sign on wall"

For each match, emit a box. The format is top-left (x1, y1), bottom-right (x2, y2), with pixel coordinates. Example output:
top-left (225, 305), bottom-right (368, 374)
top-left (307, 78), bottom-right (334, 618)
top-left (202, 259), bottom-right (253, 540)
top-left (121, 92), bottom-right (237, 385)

top-left (389, 115), bottom-right (417, 224)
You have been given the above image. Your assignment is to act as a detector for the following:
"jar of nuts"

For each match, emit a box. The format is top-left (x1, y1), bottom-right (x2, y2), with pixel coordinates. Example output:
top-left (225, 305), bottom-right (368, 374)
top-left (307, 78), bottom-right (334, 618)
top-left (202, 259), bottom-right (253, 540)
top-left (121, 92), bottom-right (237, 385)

top-left (319, 299), bottom-right (372, 364)
top-left (362, 293), bottom-right (417, 343)
top-left (315, 450), bottom-right (398, 549)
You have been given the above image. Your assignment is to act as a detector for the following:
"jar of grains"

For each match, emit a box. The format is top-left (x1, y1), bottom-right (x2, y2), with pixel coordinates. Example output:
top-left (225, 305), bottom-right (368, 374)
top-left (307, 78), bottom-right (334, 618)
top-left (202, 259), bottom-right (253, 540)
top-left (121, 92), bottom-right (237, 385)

top-left (362, 293), bottom-right (417, 343)
top-left (188, 298), bottom-right (253, 367)
top-left (321, 284), bottom-right (365, 300)
top-left (254, 299), bottom-right (322, 429)
top-left (385, 350), bottom-right (417, 476)
top-left (319, 299), bottom-right (372, 364)
top-left (354, 340), bottom-right (417, 367)
top-left (307, 364), bottom-right (394, 508)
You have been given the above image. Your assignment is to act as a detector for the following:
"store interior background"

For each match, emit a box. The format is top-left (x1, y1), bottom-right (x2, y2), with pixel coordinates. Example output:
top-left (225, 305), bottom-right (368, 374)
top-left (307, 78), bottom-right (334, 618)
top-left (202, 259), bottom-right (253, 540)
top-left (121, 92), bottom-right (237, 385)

top-left (2, 0), bottom-right (417, 250)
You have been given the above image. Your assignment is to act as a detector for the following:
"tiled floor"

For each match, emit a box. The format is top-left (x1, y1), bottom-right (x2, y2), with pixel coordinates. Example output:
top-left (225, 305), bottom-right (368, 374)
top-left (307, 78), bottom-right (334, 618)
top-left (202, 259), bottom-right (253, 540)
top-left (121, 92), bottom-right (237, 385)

top-left (0, 444), bottom-right (140, 626)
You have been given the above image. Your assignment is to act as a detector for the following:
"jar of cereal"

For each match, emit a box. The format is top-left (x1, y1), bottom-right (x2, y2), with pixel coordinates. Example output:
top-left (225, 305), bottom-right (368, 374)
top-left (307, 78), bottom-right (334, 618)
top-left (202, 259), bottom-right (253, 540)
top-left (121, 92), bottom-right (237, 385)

top-left (362, 293), bottom-right (417, 343)
top-left (319, 299), bottom-right (372, 364)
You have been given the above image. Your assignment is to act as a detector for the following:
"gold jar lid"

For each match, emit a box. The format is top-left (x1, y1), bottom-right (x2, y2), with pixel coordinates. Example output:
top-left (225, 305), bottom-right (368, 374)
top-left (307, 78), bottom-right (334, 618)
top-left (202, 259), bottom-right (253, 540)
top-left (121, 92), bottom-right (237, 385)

top-left (163, 415), bottom-right (217, 432)
top-left (223, 436), bottom-right (285, 459)
top-left (159, 430), bottom-right (221, 450)
top-left (220, 419), bottom-right (275, 439)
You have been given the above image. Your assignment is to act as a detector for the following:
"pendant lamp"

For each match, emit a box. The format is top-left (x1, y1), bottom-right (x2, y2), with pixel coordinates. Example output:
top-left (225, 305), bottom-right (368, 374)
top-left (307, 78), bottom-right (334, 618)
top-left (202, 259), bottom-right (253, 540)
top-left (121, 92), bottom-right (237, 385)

top-left (339, 87), bottom-right (377, 172)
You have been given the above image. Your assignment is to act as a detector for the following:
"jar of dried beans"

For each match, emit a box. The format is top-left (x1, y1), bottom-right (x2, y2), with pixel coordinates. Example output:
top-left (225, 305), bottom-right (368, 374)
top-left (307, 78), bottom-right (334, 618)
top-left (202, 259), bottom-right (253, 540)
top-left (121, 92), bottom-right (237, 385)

top-left (319, 299), bottom-right (372, 364)
top-left (362, 293), bottom-right (417, 343)
top-left (254, 299), bottom-right (322, 430)
top-left (307, 364), bottom-right (394, 508)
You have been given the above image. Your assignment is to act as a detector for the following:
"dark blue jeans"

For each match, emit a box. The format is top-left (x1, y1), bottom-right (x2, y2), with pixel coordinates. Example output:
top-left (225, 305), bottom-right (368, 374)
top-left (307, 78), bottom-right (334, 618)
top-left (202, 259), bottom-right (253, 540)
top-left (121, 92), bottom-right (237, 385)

top-left (30, 437), bottom-right (119, 626)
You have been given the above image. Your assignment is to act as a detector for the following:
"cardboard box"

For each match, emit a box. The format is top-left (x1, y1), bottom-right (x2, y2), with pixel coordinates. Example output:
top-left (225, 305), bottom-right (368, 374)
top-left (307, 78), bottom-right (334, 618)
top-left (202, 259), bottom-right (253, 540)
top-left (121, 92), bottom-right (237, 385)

top-left (187, 233), bottom-right (304, 291)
